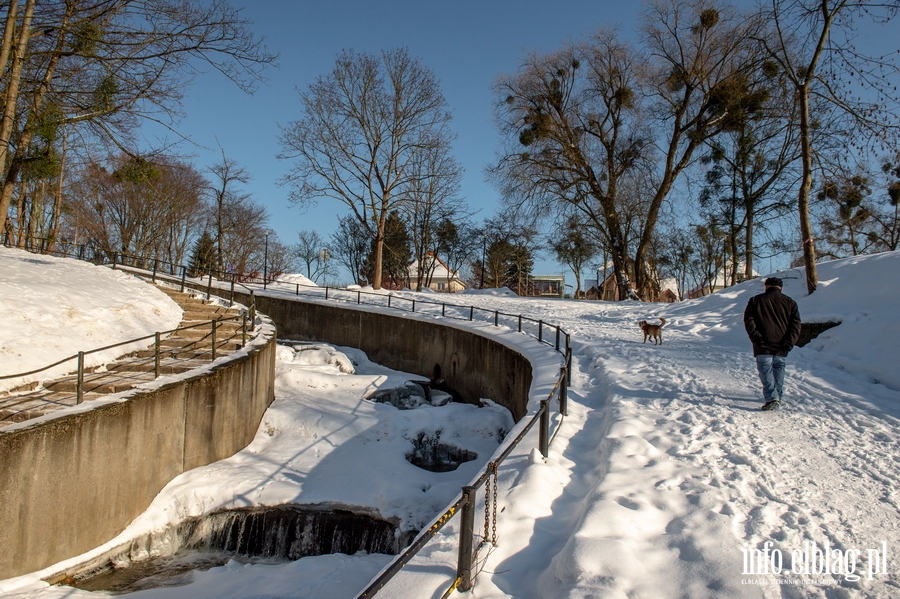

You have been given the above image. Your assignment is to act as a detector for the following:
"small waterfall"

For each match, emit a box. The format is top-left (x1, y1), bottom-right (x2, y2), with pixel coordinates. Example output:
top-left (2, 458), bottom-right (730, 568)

top-left (178, 506), bottom-right (403, 558)
top-left (64, 505), bottom-right (413, 593)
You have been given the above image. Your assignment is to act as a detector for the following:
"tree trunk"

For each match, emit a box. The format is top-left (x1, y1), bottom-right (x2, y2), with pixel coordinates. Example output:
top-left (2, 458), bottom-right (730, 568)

top-left (797, 83), bottom-right (818, 293)
top-left (0, 0), bottom-right (34, 233)
top-left (744, 208), bottom-right (754, 279)
top-left (0, 1), bottom-right (71, 237)
top-left (47, 128), bottom-right (67, 254)
top-left (372, 232), bottom-right (384, 290)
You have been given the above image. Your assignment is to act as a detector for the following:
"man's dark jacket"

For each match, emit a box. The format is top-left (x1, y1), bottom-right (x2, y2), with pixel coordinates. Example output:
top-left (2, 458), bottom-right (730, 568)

top-left (743, 287), bottom-right (802, 357)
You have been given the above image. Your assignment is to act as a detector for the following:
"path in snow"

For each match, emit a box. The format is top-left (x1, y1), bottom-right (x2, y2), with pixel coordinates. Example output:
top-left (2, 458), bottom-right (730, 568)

top-left (443, 292), bottom-right (900, 599)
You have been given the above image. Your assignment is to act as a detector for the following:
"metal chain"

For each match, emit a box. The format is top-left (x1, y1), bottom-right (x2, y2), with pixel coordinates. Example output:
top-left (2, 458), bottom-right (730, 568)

top-left (490, 462), bottom-right (498, 546)
top-left (483, 464), bottom-right (492, 544)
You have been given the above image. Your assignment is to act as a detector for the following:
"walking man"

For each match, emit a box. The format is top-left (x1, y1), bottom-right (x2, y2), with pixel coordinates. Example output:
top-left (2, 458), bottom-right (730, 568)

top-left (743, 277), bottom-right (802, 411)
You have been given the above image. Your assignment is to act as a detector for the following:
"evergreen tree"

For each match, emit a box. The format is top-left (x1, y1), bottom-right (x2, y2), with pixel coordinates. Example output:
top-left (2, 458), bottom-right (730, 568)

top-left (189, 231), bottom-right (215, 277)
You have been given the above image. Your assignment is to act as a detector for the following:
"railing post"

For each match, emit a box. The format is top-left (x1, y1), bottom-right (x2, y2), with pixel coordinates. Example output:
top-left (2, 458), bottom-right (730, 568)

top-left (296, 283), bottom-right (299, 295)
top-left (76, 351), bottom-right (85, 404)
top-left (539, 399), bottom-right (550, 458)
top-left (211, 319), bottom-right (217, 361)
top-left (494, 310), bottom-right (499, 326)
top-left (538, 320), bottom-right (543, 343)
top-left (518, 315), bottom-right (522, 332)
top-left (325, 286), bottom-right (329, 300)
top-left (441, 303), bottom-right (446, 317)
top-left (555, 327), bottom-right (560, 352)
top-left (469, 306), bottom-right (474, 321)
top-left (207, 271), bottom-right (212, 300)
top-left (388, 295), bottom-right (392, 308)
top-left (358, 290), bottom-right (361, 304)
top-left (230, 275), bottom-right (235, 305)
top-left (412, 299), bottom-right (415, 312)
top-left (559, 367), bottom-right (568, 416)
top-left (154, 333), bottom-right (161, 378)
top-left (180, 266), bottom-right (186, 293)
top-left (566, 336), bottom-right (572, 385)
top-left (242, 313), bottom-right (247, 347)
top-left (457, 486), bottom-right (477, 592)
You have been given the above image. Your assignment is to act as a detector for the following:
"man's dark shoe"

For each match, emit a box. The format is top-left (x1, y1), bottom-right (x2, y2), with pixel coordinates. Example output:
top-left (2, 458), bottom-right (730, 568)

top-left (761, 400), bottom-right (781, 411)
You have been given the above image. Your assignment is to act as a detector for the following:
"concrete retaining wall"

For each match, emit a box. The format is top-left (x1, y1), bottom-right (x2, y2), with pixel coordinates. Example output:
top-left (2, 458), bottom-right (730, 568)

top-left (202, 286), bottom-right (533, 421)
top-left (0, 324), bottom-right (276, 580)
top-left (1, 281), bottom-right (537, 581)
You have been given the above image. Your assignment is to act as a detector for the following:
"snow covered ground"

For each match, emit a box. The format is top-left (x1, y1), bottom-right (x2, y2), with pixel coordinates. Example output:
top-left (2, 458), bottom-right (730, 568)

top-left (0, 247), bottom-right (182, 393)
top-left (2, 247), bottom-right (900, 598)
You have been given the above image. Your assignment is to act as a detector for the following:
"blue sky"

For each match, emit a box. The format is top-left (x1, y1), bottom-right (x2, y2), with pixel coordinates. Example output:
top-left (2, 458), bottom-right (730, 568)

top-left (137, 0), bottom-right (646, 282)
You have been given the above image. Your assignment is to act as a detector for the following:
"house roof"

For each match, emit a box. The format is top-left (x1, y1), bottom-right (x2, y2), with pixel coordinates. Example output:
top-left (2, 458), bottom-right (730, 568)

top-left (407, 252), bottom-right (465, 284)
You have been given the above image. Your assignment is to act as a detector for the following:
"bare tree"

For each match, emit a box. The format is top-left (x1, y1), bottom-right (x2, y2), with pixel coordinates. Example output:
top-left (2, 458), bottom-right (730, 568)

top-left (760, 0), bottom-right (900, 293)
top-left (492, 33), bottom-right (645, 300)
top-left (278, 47), bottom-right (455, 290)
top-left (67, 154), bottom-right (205, 265)
top-left (402, 142), bottom-right (466, 291)
top-left (207, 150), bottom-right (251, 273)
top-left (293, 229), bottom-right (329, 282)
top-left (493, 1), bottom-right (765, 300)
top-left (216, 195), bottom-right (269, 277)
top-left (0, 0), bottom-right (277, 235)
top-left (330, 214), bottom-right (369, 285)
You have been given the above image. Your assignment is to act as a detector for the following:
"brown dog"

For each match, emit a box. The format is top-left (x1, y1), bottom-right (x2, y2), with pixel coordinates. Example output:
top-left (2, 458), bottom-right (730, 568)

top-left (639, 318), bottom-right (666, 345)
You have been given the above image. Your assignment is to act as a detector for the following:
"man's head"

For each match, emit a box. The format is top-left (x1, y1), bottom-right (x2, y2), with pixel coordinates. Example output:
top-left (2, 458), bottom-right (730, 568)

top-left (764, 277), bottom-right (783, 288)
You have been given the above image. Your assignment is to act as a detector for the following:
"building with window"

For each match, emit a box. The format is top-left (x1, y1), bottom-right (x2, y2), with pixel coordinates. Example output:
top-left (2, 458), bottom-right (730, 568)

top-left (407, 252), bottom-right (467, 293)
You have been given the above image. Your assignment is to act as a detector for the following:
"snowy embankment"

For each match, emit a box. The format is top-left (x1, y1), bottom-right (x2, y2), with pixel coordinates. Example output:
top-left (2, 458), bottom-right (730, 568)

top-left (442, 251), bottom-right (900, 599)
top-left (3, 249), bottom-right (900, 599)
top-left (0, 247), bottom-right (182, 393)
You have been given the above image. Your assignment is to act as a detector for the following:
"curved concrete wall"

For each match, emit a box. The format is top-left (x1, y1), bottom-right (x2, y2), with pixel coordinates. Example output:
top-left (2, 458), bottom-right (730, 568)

top-left (205, 287), bottom-right (533, 421)
top-left (1, 283), bottom-right (538, 582)
top-left (0, 323), bottom-right (277, 580)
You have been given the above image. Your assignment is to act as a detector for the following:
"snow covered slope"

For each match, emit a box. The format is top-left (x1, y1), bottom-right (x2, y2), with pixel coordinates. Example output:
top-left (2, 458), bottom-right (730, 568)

top-left (0, 247), bottom-right (182, 393)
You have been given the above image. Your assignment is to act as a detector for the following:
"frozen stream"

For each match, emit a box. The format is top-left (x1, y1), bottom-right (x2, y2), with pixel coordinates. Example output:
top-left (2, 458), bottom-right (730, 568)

top-left (14, 342), bottom-right (514, 598)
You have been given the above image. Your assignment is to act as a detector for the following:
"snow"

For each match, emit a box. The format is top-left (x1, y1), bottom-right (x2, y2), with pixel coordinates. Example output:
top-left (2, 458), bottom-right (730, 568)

top-left (272, 272), bottom-right (318, 287)
top-left (0, 247), bottom-right (182, 393)
top-left (3, 247), bottom-right (900, 598)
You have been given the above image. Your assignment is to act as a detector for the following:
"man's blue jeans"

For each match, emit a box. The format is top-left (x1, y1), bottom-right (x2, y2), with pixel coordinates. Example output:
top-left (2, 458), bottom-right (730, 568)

top-left (755, 354), bottom-right (786, 403)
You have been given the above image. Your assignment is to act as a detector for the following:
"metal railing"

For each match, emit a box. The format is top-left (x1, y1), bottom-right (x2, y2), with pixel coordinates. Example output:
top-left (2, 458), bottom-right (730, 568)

top-left (357, 358), bottom-right (569, 597)
top-left (0, 310), bottom-right (257, 404)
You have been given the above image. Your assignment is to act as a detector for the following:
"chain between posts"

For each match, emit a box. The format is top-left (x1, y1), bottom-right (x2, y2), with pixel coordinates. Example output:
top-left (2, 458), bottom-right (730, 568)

top-left (483, 461), bottom-right (498, 547)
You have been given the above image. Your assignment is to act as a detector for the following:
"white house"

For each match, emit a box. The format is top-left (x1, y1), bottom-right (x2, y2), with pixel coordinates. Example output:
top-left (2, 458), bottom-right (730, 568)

top-left (407, 252), bottom-right (467, 293)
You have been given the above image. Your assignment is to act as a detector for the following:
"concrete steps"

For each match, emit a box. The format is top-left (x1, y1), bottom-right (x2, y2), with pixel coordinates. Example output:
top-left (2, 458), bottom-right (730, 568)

top-left (0, 284), bottom-right (250, 427)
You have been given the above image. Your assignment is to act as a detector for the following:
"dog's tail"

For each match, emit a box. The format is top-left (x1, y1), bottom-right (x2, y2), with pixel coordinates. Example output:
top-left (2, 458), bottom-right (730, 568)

top-left (659, 318), bottom-right (666, 327)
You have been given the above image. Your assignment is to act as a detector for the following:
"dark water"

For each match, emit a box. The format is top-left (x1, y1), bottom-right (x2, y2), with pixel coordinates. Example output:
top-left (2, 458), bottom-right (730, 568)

top-left (405, 431), bottom-right (478, 472)
top-left (66, 506), bottom-right (413, 594)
